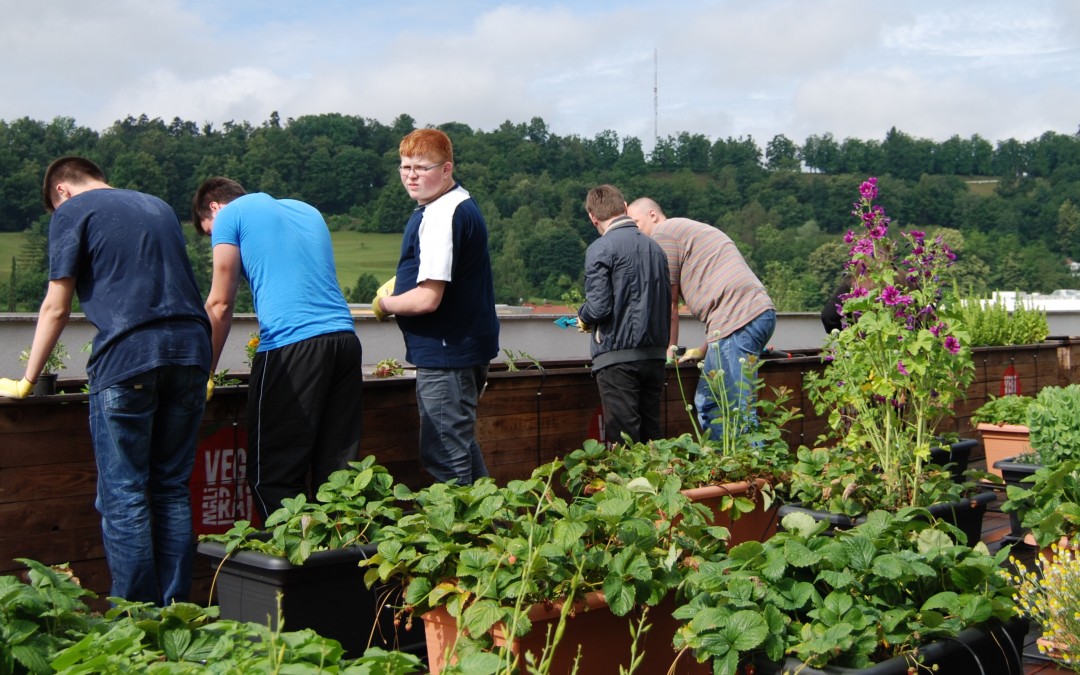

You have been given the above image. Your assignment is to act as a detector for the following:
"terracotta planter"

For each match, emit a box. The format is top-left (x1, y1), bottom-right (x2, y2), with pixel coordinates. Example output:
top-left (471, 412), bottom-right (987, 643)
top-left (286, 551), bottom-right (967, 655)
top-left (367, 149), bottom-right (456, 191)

top-left (681, 479), bottom-right (780, 545)
top-left (978, 423), bottom-right (1032, 479)
top-left (423, 591), bottom-right (709, 675)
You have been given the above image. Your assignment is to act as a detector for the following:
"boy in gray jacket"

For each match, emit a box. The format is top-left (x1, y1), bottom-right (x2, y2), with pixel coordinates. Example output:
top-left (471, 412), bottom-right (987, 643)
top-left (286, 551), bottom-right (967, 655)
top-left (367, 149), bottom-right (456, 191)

top-left (578, 185), bottom-right (671, 444)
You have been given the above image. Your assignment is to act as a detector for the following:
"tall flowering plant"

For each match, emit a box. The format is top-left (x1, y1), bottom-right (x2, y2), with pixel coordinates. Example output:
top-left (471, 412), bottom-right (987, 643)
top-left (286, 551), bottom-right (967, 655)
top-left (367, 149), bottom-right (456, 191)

top-left (802, 177), bottom-right (974, 510)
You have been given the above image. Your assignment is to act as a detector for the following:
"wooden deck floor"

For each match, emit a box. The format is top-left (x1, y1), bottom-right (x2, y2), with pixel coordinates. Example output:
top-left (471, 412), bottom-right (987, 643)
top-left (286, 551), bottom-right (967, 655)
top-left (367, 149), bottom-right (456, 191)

top-left (980, 488), bottom-right (1075, 675)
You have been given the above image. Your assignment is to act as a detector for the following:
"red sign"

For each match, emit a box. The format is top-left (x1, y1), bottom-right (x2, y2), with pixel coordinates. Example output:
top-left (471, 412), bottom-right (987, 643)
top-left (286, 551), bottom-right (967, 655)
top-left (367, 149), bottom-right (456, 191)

top-left (189, 425), bottom-right (261, 535)
top-left (1000, 364), bottom-right (1021, 396)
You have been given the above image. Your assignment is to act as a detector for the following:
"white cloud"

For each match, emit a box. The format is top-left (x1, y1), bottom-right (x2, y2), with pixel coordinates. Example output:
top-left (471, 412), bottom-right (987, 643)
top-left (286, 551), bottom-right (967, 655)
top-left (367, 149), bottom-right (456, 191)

top-left (1, 0), bottom-right (1076, 148)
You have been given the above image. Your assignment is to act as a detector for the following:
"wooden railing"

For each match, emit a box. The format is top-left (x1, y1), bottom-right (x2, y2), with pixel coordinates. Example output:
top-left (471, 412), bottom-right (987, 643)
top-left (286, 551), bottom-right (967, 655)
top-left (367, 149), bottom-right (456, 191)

top-left (2, 339), bottom-right (1078, 608)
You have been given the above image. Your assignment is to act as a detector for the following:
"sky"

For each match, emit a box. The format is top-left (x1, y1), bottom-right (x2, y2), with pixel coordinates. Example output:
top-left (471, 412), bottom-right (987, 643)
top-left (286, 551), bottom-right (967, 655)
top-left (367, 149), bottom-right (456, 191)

top-left (4, 0), bottom-right (1079, 151)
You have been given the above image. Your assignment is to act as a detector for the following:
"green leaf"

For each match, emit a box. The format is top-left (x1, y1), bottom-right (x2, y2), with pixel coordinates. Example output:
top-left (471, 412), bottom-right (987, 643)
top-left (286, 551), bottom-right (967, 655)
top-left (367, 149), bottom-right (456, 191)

top-left (462, 599), bottom-right (506, 637)
top-left (603, 576), bottom-right (637, 616)
top-left (404, 577), bottom-right (433, 606)
top-left (161, 628), bottom-right (192, 661)
top-left (552, 519), bottom-right (588, 550)
top-left (782, 539), bottom-right (821, 567)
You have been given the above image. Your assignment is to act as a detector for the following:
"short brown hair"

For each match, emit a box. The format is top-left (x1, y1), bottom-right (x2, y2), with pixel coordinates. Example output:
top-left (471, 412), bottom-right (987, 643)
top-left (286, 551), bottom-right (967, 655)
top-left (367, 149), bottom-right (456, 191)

top-left (399, 128), bottom-right (453, 164)
top-left (584, 184), bottom-right (627, 222)
top-left (191, 177), bottom-right (247, 236)
top-left (42, 156), bottom-right (106, 213)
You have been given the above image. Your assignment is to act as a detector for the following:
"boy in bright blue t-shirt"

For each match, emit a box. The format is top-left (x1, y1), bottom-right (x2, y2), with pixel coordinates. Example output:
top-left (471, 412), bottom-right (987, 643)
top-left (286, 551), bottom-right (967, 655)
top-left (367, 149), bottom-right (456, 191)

top-left (192, 178), bottom-right (363, 521)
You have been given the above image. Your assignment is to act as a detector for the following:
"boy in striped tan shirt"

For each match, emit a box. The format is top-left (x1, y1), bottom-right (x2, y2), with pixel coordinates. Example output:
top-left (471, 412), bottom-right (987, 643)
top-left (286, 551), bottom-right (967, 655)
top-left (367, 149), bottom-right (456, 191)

top-left (628, 197), bottom-right (775, 440)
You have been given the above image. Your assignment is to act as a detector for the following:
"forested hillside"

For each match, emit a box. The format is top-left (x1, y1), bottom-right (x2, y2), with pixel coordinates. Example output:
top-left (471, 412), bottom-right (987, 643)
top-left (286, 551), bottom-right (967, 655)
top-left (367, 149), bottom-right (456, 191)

top-left (2, 112), bottom-right (1079, 313)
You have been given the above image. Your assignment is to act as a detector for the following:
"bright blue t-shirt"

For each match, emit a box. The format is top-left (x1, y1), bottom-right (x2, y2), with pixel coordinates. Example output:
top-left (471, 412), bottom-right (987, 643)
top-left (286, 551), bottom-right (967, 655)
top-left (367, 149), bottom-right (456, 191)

top-left (48, 188), bottom-right (211, 392)
top-left (211, 193), bottom-right (354, 351)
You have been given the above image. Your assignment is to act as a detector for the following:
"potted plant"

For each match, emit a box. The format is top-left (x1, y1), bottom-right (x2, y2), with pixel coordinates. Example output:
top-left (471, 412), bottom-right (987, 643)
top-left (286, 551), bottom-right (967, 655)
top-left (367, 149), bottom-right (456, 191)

top-left (19, 341), bottom-right (69, 396)
top-left (993, 384), bottom-right (1080, 487)
top-left (1000, 459), bottom-right (1080, 551)
top-left (787, 177), bottom-right (992, 539)
top-left (971, 394), bottom-right (1034, 479)
top-left (197, 456), bottom-right (424, 658)
top-left (562, 357), bottom-right (801, 545)
top-left (671, 510), bottom-right (1026, 675)
top-left (361, 460), bottom-right (723, 675)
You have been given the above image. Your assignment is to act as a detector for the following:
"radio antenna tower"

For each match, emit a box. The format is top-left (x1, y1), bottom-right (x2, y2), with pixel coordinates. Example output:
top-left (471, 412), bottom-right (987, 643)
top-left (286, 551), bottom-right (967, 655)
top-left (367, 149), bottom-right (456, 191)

top-left (653, 48), bottom-right (659, 145)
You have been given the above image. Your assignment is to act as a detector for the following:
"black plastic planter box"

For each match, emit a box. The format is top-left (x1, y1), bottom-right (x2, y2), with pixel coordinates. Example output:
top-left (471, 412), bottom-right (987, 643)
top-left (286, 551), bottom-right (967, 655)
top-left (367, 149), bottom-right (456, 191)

top-left (993, 456), bottom-right (1041, 488)
top-left (754, 618), bottom-right (1029, 674)
top-left (198, 540), bottom-right (425, 658)
top-left (929, 437), bottom-right (978, 484)
top-left (777, 490), bottom-right (996, 546)
top-left (993, 455), bottom-right (1042, 538)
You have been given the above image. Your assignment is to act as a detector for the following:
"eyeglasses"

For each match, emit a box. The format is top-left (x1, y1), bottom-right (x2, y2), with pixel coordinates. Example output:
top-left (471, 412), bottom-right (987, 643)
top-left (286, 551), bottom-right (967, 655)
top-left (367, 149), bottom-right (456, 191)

top-left (398, 162), bottom-right (444, 175)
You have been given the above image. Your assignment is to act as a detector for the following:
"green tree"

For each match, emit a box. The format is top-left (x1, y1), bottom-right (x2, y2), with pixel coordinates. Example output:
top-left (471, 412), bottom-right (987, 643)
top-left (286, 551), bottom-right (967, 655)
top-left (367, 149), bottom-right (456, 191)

top-left (765, 134), bottom-right (799, 172)
top-left (344, 272), bottom-right (380, 304)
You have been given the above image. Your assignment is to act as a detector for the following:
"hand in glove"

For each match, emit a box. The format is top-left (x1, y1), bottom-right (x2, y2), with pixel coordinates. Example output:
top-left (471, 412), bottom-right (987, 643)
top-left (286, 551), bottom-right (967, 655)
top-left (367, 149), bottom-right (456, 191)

top-left (678, 347), bottom-right (705, 364)
top-left (576, 318), bottom-right (591, 333)
top-left (206, 377), bottom-right (215, 402)
top-left (371, 276), bottom-right (396, 322)
top-left (0, 377), bottom-right (33, 399)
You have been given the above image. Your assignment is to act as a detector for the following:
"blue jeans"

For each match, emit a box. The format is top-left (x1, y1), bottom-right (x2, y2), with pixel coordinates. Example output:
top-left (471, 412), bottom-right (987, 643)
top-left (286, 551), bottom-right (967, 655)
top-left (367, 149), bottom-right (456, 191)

top-left (416, 366), bottom-right (490, 485)
top-left (89, 365), bottom-right (206, 605)
top-left (695, 310), bottom-right (776, 440)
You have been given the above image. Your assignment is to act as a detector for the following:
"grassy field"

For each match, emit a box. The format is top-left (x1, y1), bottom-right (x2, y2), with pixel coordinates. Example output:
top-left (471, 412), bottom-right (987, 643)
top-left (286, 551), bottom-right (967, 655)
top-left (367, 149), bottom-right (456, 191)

top-left (0, 231), bottom-right (402, 292)
top-left (0, 233), bottom-right (25, 279)
top-left (330, 232), bottom-right (401, 290)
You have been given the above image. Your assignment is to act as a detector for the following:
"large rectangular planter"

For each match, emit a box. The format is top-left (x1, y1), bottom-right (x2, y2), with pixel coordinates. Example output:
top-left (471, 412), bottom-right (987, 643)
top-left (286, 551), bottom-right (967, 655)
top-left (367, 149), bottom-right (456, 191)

top-left (777, 491), bottom-right (997, 547)
top-left (423, 592), bottom-right (709, 675)
top-left (978, 424), bottom-right (1032, 479)
top-left (753, 618), bottom-right (1029, 674)
top-left (682, 480), bottom-right (780, 545)
top-left (197, 540), bottom-right (425, 658)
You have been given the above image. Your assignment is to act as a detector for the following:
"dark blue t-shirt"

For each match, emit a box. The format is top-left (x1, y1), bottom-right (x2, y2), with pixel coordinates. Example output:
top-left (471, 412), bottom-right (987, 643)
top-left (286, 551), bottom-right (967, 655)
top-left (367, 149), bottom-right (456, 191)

top-left (48, 188), bottom-right (211, 391)
top-left (394, 184), bottom-right (499, 367)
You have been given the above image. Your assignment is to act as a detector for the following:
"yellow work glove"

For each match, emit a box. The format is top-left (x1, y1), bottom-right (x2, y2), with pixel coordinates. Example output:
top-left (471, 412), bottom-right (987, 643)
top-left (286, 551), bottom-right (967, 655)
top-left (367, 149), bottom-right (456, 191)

top-left (678, 347), bottom-right (705, 364)
top-left (0, 377), bottom-right (33, 399)
top-left (371, 276), bottom-right (396, 322)
top-left (576, 318), bottom-right (591, 333)
top-left (206, 377), bottom-right (215, 402)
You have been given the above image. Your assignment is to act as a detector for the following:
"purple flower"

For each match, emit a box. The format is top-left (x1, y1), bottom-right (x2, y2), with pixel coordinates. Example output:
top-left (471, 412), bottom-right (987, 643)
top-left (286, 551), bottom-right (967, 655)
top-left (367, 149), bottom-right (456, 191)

top-left (929, 323), bottom-right (942, 337)
top-left (844, 230), bottom-right (856, 244)
top-left (859, 178), bottom-right (878, 200)
top-left (897, 360), bottom-right (908, 376)
top-left (851, 238), bottom-right (875, 256)
top-left (944, 335), bottom-right (960, 354)
top-left (879, 286), bottom-right (912, 306)
top-left (870, 224), bottom-right (888, 239)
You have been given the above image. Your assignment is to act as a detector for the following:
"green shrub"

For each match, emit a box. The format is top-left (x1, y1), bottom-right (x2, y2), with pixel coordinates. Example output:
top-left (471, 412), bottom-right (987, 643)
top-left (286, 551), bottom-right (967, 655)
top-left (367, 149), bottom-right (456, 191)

top-left (1028, 384), bottom-right (1080, 465)
top-left (970, 394), bottom-right (1034, 426)
top-left (958, 294), bottom-right (1050, 347)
